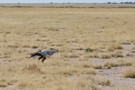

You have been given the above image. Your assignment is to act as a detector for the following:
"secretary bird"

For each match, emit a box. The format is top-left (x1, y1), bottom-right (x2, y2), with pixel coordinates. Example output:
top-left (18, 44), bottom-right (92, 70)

top-left (27, 48), bottom-right (58, 63)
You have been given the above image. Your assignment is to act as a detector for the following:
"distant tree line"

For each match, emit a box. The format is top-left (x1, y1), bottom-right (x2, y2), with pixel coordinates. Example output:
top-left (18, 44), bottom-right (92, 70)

top-left (107, 2), bottom-right (135, 4)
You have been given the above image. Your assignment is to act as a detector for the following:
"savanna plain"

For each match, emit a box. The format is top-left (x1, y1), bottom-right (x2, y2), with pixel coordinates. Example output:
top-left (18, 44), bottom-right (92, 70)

top-left (0, 8), bottom-right (135, 90)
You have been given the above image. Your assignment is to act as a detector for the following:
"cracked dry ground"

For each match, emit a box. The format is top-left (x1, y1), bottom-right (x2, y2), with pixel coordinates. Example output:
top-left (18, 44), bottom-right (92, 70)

top-left (90, 44), bottom-right (135, 90)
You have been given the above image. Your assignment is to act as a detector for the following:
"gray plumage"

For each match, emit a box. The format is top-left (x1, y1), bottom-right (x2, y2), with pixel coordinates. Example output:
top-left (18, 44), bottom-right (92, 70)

top-left (28, 48), bottom-right (58, 63)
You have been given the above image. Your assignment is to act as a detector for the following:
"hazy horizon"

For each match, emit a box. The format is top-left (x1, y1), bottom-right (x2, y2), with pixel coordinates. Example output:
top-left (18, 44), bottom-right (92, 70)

top-left (0, 0), bottom-right (135, 3)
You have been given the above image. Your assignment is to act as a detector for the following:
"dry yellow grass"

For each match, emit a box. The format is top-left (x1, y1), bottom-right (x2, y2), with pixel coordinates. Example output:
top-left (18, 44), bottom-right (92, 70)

top-left (104, 60), bottom-right (132, 68)
top-left (95, 77), bottom-right (111, 86)
top-left (0, 8), bottom-right (135, 89)
top-left (123, 67), bottom-right (135, 78)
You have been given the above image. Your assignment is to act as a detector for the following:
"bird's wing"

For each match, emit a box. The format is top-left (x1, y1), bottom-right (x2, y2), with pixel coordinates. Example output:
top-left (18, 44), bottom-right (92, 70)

top-left (31, 50), bottom-right (41, 55)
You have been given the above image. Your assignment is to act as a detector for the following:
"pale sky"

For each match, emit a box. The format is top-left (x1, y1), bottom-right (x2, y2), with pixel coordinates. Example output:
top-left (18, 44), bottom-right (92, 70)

top-left (0, 0), bottom-right (135, 3)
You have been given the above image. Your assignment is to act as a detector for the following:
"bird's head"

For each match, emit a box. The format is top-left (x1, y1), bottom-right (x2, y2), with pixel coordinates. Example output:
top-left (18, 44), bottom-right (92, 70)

top-left (50, 48), bottom-right (58, 52)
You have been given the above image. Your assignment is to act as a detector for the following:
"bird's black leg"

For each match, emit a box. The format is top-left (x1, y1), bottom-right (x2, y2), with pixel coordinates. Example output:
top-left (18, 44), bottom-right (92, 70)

top-left (38, 56), bottom-right (42, 64)
top-left (42, 57), bottom-right (46, 63)
top-left (38, 56), bottom-right (42, 60)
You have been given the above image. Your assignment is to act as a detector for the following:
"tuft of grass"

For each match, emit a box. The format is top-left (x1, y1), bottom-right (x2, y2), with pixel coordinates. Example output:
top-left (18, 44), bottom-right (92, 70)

top-left (93, 65), bottom-right (103, 69)
top-left (121, 41), bottom-right (132, 45)
top-left (104, 60), bottom-right (132, 68)
top-left (100, 53), bottom-right (111, 59)
top-left (80, 62), bottom-right (93, 68)
top-left (8, 79), bottom-right (18, 85)
top-left (123, 68), bottom-right (135, 78)
top-left (89, 53), bottom-right (99, 58)
top-left (58, 68), bottom-right (79, 76)
top-left (62, 52), bottom-right (79, 59)
top-left (0, 79), bottom-right (8, 87)
top-left (81, 64), bottom-right (92, 68)
top-left (58, 67), bottom-right (96, 76)
top-left (0, 83), bottom-right (7, 87)
top-left (23, 45), bottom-right (31, 48)
top-left (82, 69), bottom-right (97, 75)
top-left (31, 45), bottom-right (38, 49)
top-left (8, 45), bottom-right (19, 49)
top-left (95, 78), bottom-right (111, 86)
top-left (111, 51), bottom-right (123, 58)
top-left (48, 27), bottom-right (60, 31)
top-left (107, 44), bottom-right (123, 52)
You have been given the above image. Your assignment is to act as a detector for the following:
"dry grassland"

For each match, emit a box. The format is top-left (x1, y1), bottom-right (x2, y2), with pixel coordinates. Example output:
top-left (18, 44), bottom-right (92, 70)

top-left (0, 8), bottom-right (135, 90)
